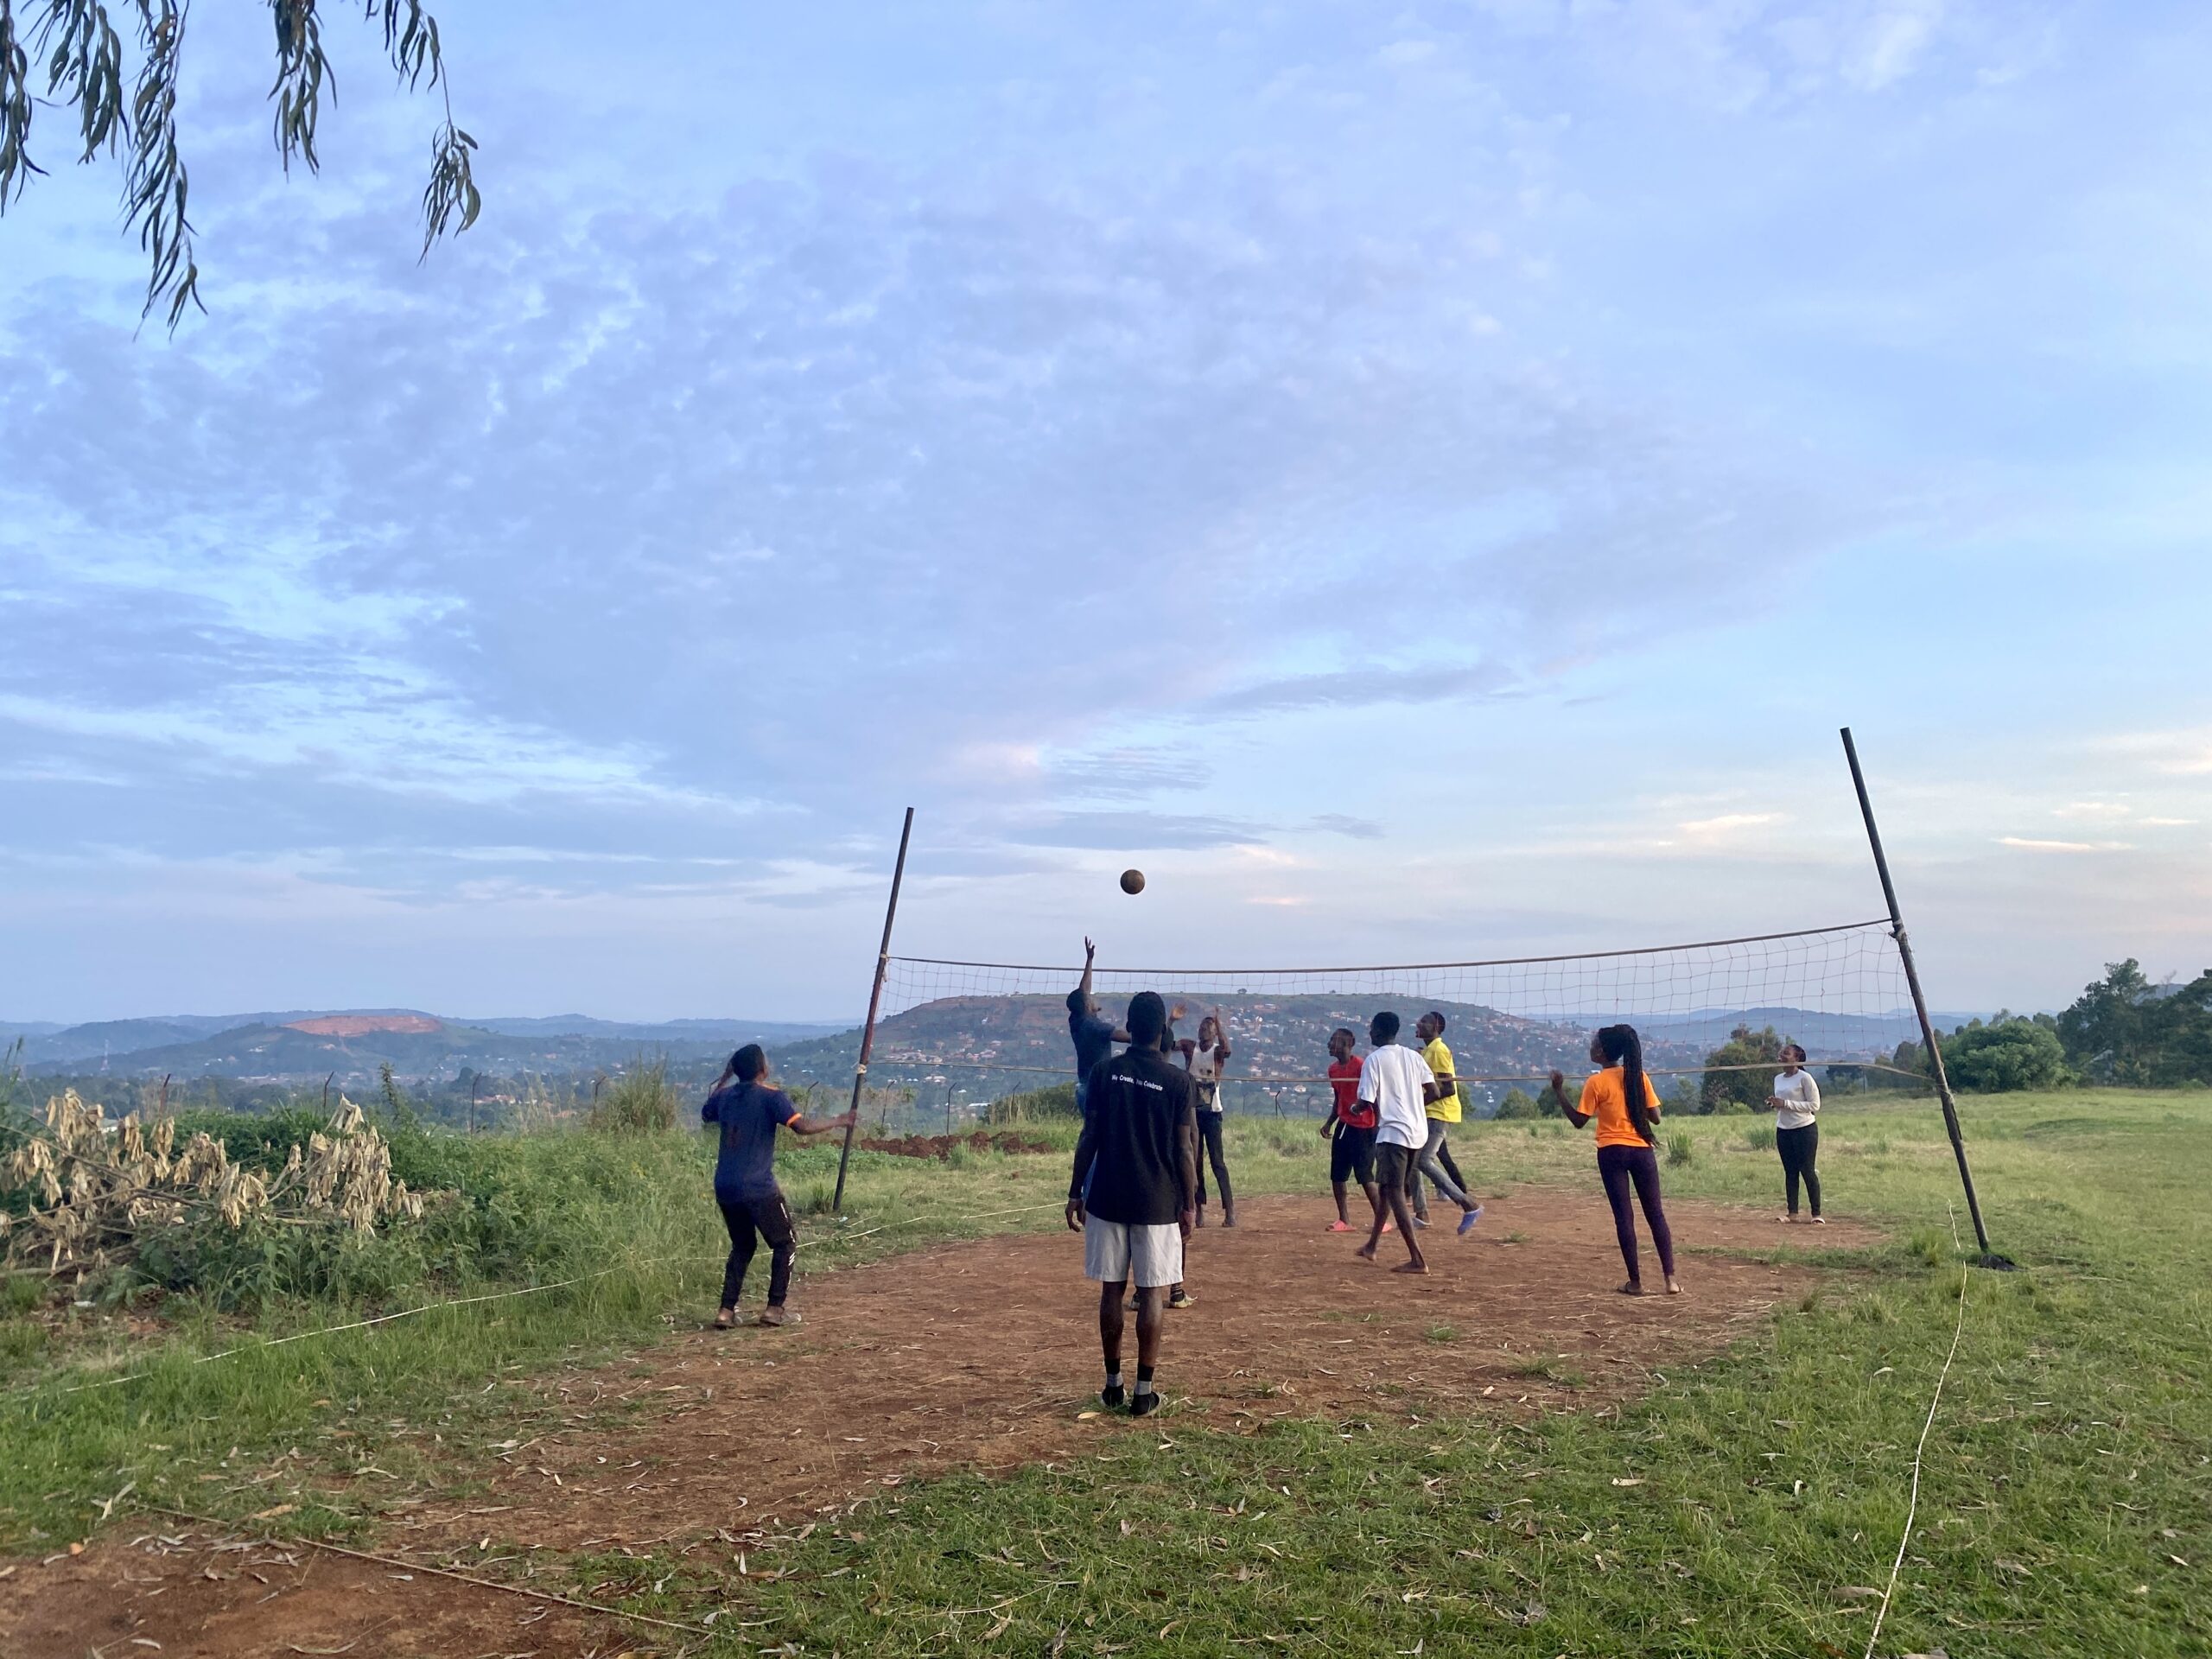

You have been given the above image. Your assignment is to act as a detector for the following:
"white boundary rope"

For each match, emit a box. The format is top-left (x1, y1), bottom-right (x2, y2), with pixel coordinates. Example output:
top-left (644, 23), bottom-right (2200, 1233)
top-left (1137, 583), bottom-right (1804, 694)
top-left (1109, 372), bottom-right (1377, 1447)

top-left (60, 1266), bottom-right (630, 1394)
top-left (46, 1194), bottom-right (1071, 1395)
top-left (1863, 1264), bottom-right (1971, 1659)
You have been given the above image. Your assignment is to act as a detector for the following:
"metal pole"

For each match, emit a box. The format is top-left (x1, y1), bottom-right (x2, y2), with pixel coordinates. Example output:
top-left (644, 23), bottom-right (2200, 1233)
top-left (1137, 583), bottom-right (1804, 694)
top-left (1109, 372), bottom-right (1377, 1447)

top-left (1840, 728), bottom-right (1998, 1259)
top-left (831, 807), bottom-right (916, 1214)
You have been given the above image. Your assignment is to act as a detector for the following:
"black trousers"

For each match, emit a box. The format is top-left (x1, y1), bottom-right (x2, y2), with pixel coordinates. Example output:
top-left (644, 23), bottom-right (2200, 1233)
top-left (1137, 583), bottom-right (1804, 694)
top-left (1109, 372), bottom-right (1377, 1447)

top-left (718, 1190), bottom-right (797, 1308)
top-left (1194, 1111), bottom-right (1233, 1207)
top-left (1777, 1123), bottom-right (1821, 1217)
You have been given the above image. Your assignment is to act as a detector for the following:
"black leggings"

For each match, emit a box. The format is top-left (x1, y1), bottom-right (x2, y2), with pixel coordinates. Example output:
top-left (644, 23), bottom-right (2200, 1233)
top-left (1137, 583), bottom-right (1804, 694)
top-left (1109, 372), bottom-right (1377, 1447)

top-left (717, 1191), bottom-right (796, 1308)
top-left (1777, 1123), bottom-right (1821, 1217)
top-left (1596, 1144), bottom-right (1675, 1282)
top-left (1194, 1112), bottom-right (1233, 1208)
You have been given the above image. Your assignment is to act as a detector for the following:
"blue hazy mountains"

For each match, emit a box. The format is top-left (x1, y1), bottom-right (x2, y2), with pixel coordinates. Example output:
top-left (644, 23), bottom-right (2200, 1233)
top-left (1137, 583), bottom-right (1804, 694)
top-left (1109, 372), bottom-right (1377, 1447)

top-left (3, 1012), bottom-right (849, 1083)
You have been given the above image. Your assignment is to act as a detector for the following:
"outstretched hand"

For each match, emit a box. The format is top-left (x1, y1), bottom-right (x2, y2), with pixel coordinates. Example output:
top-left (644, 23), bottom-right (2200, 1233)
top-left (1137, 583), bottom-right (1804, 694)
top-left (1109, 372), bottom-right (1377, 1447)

top-left (1084, 936), bottom-right (1096, 960)
top-left (1548, 1070), bottom-right (1567, 1097)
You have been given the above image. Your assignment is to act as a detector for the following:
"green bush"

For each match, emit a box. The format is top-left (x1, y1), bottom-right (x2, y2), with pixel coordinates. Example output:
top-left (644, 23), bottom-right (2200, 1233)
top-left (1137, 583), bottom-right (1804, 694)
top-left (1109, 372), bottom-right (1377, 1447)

top-left (1942, 1016), bottom-right (2072, 1092)
top-left (588, 1054), bottom-right (680, 1134)
top-left (987, 1081), bottom-right (1079, 1125)
top-left (1492, 1087), bottom-right (1542, 1121)
top-left (1665, 1132), bottom-right (1694, 1166)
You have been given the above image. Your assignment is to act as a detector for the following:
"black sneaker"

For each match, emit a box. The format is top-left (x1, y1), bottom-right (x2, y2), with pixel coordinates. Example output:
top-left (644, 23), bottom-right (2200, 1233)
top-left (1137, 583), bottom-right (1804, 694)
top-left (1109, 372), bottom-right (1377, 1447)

top-left (1130, 1389), bottom-right (1162, 1417)
top-left (1100, 1382), bottom-right (1127, 1408)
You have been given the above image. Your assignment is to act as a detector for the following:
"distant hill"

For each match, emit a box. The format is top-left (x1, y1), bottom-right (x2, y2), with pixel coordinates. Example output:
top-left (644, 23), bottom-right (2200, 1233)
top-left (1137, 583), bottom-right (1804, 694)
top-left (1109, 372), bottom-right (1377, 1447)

top-left (16, 1009), bottom-right (856, 1083)
top-left (463, 1014), bottom-right (847, 1042)
top-left (10, 995), bottom-right (1923, 1111)
top-left (762, 992), bottom-right (1925, 1116)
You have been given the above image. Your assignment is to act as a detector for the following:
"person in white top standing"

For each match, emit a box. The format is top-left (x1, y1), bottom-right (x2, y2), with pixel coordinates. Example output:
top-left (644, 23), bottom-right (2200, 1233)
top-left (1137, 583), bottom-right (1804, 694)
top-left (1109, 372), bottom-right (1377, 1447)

top-left (1354, 1011), bottom-right (1440, 1274)
top-left (1770, 1043), bottom-right (1823, 1224)
top-left (1179, 1013), bottom-right (1236, 1227)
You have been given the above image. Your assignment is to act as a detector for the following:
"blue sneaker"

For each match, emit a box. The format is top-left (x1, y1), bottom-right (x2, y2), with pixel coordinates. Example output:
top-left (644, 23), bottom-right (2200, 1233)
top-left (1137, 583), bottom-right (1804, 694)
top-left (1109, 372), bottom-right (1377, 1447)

top-left (1457, 1205), bottom-right (1484, 1236)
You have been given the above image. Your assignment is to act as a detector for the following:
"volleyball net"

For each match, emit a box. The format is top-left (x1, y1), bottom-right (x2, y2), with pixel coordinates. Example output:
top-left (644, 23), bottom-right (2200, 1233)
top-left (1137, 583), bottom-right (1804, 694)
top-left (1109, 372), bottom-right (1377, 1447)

top-left (860, 918), bottom-right (1922, 1116)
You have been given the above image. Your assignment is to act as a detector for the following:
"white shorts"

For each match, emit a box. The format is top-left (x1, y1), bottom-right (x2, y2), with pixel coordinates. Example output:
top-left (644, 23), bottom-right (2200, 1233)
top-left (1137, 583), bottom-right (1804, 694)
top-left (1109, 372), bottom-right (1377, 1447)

top-left (1084, 1215), bottom-right (1184, 1288)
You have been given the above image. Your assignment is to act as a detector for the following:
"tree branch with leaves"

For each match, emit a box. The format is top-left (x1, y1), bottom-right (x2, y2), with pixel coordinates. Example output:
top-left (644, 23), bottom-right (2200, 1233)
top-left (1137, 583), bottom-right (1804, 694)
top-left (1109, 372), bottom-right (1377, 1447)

top-left (0, 0), bottom-right (480, 329)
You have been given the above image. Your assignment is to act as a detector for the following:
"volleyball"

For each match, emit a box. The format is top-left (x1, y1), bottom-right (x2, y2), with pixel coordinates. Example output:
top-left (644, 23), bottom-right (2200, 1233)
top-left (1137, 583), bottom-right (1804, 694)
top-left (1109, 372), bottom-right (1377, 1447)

top-left (1120, 868), bottom-right (1146, 895)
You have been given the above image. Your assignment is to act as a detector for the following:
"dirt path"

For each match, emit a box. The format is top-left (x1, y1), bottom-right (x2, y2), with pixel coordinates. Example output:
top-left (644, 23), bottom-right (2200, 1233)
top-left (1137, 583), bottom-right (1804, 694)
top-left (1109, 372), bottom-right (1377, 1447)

top-left (0, 1189), bottom-right (1877, 1656)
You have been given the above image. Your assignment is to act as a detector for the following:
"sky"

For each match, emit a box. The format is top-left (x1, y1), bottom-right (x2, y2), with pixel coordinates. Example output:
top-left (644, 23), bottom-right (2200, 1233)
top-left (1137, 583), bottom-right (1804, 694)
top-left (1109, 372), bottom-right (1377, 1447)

top-left (2, 0), bottom-right (2208, 1024)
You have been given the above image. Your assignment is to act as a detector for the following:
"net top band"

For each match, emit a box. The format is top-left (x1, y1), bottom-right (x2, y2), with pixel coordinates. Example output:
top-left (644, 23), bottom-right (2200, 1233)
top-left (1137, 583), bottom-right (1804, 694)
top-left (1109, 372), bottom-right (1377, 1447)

top-left (888, 918), bottom-right (1897, 978)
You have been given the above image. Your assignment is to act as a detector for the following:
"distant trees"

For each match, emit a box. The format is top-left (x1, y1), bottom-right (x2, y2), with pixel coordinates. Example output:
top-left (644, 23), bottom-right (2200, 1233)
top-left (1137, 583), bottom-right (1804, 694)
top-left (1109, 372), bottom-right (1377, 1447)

top-left (1698, 1025), bottom-right (1783, 1114)
top-left (2056, 960), bottom-right (2212, 1086)
top-left (1492, 1087), bottom-right (1542, 1121)
top-left (1848, 962), bottom-right (2211, 1096)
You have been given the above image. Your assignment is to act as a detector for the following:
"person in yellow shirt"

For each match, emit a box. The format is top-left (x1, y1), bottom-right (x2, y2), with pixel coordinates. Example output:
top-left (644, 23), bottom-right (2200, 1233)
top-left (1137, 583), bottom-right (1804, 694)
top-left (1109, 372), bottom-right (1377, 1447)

top-left (1545, 1023), bottom-right (1681, 1296)
top-left (1408, 1011), bottom-right (1482, 1236)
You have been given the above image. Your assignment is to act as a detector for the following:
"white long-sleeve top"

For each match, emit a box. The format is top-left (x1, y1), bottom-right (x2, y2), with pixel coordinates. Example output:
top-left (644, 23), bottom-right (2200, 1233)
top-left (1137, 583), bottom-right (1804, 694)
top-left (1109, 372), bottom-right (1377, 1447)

top-left (1772, 1069), bottom-right (1821, 1131)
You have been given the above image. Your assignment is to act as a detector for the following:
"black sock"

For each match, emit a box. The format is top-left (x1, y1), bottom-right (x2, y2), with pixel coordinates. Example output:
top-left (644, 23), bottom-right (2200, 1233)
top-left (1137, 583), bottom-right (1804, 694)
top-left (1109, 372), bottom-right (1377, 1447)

top-left (1135, 1363), bottom-right (1156, 1395)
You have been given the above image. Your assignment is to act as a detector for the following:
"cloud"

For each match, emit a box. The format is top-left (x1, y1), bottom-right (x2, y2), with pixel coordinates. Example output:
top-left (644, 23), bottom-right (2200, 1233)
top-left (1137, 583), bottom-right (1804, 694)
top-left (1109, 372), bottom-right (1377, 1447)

top-left (1679, 811), bottom-right (1788, 837)
top-left (1004, 811), bottom-right (1270, 851)
top-left (2053, 800), bottom-right (2133, 820)
top-left (1996, 836), bottom-right (2133, 854)
top-left (1310, 813), bottom-right (1384, 840)
top-left (2104, 728), bottom-right (2212, 776)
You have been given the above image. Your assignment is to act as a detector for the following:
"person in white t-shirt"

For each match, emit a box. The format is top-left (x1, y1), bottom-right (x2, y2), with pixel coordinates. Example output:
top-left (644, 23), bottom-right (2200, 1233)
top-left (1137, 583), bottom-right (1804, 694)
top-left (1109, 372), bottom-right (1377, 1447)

top-left (1179, 1013), bottom-right (1236, 1227)
top-left (1769, 1043), bottom-right (1823, 1224)
top-left (1354, 1011), bottom-right (1437, 1274)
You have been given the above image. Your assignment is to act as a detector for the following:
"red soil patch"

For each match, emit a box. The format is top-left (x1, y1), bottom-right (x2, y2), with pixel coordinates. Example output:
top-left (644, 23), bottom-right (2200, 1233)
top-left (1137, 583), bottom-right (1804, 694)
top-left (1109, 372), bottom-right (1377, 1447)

top-left (286, 1014), bottom-right (443, 1037)
top-left (0, 1190), bottom-right (1877, 1657)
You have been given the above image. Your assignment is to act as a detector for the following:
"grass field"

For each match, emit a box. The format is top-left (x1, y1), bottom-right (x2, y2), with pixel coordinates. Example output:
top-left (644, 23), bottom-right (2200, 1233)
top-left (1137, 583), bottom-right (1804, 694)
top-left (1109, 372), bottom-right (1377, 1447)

top-left (5, 1089), bottom-right (2209, 1656)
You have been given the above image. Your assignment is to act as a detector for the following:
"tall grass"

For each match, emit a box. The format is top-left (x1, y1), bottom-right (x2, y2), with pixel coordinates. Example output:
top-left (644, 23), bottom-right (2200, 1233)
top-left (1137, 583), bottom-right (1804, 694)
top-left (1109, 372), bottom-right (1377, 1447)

top-left (588, 1053), bottom-right (681, 1134)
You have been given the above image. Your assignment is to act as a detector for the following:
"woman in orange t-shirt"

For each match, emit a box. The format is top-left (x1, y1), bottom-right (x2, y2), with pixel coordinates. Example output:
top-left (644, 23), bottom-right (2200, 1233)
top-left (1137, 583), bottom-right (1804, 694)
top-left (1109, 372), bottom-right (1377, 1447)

top-left (1546, 1024), bottom-right (1681, 1295)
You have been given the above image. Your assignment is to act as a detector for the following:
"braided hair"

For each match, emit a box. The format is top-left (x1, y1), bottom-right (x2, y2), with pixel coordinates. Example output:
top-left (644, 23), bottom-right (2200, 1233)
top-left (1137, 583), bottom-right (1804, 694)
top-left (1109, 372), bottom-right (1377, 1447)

top-left (1596, 1024), bottom-right (1658, 1146)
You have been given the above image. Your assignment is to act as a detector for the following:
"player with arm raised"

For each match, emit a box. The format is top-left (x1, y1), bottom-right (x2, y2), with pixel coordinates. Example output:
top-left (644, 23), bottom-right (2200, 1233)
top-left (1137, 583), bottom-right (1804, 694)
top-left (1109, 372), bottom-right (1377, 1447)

top-left (702, 1045), bottom-right (857, 1330)
top-left (1547, 1023), bottom-right (1681, 1296)
top-left (1066, 992), bottom-right (1199, 1415)
top-left (1067, 936), bottom-right (1131, 1113)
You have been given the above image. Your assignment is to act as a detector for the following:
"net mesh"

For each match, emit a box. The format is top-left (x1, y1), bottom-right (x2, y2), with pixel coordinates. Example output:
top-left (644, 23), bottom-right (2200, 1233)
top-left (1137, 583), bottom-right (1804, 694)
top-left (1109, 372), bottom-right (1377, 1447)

top-left (860, 919), bottom-right (1919, 1117)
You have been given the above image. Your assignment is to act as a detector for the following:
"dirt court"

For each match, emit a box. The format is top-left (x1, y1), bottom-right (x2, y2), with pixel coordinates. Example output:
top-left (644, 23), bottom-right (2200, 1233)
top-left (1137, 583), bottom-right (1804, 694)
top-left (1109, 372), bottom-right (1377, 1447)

top-left (0, 1188), bottom-right (1878, 1657)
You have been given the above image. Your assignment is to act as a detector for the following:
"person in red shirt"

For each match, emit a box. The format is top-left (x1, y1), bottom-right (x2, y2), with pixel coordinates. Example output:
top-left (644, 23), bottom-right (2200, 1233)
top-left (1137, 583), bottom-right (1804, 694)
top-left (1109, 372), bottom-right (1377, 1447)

top-left (1317, 1027), bottom-right (1389, 1234)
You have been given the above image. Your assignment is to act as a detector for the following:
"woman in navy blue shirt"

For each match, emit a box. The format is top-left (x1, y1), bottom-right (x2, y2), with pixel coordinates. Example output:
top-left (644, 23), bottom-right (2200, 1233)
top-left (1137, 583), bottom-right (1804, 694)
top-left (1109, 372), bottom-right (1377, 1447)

top-left (702, 1044), bottom-right (854, 1329)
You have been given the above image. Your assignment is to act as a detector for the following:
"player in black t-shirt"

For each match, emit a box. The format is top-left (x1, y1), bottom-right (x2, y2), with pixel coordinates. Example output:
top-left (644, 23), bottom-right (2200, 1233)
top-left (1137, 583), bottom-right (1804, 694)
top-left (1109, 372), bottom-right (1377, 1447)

top-left (702, 1044), bottom-right (855, 1330)
top-left (1066, 936), bottom-right (1131, 1111)
top-left (1066, 991), bottom-right (1198, 1415)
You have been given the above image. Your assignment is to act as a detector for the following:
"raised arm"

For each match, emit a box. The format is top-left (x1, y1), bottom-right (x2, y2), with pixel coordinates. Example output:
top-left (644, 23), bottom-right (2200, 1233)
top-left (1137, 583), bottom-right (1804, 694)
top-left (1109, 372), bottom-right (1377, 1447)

top-left (1078, 936), bottom-right (1097, 1004)
top-left (1548, 1070), bottom-right (1592, 1128)
top-left (786, 1108), bottom-right (857, 1136)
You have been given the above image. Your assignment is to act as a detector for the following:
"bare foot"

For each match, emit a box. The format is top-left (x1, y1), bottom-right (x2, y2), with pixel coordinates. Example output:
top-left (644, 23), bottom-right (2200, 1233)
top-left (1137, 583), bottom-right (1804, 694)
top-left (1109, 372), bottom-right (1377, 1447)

top-left (1390, 1260), bottom-right (1429, 1274)
top-left (1618, 1281), bottom-right (1645, 1296)
top-left (1664, 1276), bottom-right (1683, 1294)
top-left (1356, 1242), bottom-right (1378, 1261)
